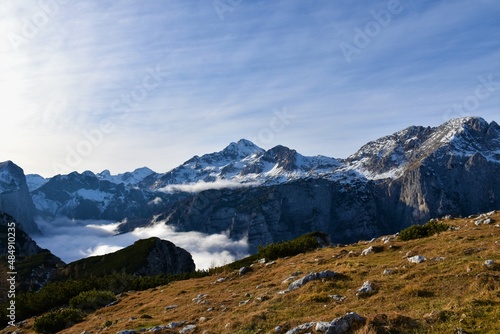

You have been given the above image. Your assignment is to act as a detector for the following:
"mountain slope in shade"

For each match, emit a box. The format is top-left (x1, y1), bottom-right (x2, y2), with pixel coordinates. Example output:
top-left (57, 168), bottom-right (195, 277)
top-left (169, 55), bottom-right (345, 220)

top-left (25, 174), bottom-right (48, 192)
top-left (30, 170), bottom-right (173, 221)
top-left (0, 161), bottom-right (40, 234)
top-left (0, 211), bottom-right (63, 293)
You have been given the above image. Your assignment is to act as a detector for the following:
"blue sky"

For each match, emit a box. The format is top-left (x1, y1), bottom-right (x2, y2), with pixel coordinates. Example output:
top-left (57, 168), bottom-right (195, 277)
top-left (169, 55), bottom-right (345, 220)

top-left (1, 0), bottom-right (499, 177)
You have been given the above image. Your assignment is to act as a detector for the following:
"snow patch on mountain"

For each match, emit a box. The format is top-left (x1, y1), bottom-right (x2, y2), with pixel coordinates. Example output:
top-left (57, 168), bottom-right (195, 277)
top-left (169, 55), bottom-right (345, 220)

top-left (76, 188), bottom-right (113, 202)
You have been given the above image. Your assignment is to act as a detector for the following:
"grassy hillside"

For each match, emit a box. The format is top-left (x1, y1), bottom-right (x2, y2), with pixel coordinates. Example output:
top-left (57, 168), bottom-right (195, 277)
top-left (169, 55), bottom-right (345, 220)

top-left (3, 212), bottom-right (499, 333)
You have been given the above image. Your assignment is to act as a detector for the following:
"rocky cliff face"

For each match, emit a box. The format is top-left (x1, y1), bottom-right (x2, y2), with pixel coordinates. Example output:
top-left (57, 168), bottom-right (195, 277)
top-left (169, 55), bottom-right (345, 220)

top-left (0, 161), bottom-right (40, 234)
top-left (160, 178), bottom-right (390, 252)
top-left (140, 237), bottom-right (196, 275)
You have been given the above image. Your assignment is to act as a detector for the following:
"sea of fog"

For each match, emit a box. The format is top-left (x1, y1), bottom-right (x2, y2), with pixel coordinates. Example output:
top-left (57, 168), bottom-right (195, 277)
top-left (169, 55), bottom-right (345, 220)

top-left (32, 217), bottom-right (249, 270)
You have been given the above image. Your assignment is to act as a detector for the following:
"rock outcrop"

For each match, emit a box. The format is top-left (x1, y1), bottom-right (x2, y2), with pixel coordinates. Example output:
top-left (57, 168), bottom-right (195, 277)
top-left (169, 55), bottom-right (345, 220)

top-left (140, 237), bottom-right (196, 276)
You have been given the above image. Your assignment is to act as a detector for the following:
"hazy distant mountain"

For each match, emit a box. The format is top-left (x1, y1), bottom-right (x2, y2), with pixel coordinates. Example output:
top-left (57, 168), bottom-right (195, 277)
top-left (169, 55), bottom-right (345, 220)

top-left (97, 167), bottom-right (156, 185)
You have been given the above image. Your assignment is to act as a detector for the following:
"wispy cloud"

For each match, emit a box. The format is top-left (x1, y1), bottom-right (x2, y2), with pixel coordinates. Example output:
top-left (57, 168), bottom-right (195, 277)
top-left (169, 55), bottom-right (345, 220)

top-left (159, 179), bottom-right (260, 193)
top-left (1, 1), bottom-right (498, 176)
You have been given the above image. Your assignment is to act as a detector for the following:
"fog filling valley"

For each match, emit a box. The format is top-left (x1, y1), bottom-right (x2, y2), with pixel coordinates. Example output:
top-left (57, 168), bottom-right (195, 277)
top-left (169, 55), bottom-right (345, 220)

top-left (33, 217), bottom-right (249, 270)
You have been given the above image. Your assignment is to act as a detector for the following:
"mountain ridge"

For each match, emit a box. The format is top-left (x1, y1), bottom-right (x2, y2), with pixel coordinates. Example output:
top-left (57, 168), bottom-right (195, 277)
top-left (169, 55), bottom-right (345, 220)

top-left (1, 116), bottom-right (499, 260)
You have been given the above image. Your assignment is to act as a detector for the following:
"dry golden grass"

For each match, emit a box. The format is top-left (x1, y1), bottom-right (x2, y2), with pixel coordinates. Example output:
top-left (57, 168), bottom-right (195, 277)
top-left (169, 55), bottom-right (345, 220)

top-left (4, 212), bottom-right (500, 333)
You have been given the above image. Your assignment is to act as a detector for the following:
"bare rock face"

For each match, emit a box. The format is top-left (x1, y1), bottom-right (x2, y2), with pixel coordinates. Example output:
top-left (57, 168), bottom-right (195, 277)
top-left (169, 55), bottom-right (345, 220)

top-left (160, 178), bottom-right (390, 252)
top-left (139, 237), bottom-right (196, 276)
top-left (0, 161), bottom-right (40, 234)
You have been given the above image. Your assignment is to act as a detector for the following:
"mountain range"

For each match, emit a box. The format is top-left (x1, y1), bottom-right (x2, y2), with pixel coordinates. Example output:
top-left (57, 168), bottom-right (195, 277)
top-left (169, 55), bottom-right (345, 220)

top-left (1, 117), bottom-right (499, 253)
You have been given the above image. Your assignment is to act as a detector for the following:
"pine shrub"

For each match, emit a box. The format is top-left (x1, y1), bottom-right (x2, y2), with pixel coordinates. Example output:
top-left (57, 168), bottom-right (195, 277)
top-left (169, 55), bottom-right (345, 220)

top-left (33, 308), bottom-right (83, 334)
top-left (399, 220), bottom-right (448, 241)
top-left (69, 290), bottom-right (116, 312)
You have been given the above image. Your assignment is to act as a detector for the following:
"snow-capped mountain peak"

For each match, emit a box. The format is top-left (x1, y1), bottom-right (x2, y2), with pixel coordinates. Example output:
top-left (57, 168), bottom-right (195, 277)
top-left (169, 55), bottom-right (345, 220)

top-left (345, 117), bottom-right (499, 180)
top-left (146, 140), bottom-right (341, 190)
top-left (222, 139), bottom-right (265, 159)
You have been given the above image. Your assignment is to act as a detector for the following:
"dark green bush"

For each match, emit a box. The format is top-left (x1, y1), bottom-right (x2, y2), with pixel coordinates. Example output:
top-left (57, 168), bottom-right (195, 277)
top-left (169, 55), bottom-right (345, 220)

top-left (69, 290), bottom-right (116, 312)
top-left (257, 232), bottom-right (325, 261)
top-left (399, 220), bottom-right (448, 241)
top-left (33, 308), bottom-right (83, 334)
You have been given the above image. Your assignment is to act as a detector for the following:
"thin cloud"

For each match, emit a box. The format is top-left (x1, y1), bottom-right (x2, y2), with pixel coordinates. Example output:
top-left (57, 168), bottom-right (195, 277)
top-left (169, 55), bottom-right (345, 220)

top-left (159, 179), bottom-right (260, 193)
top-left (0, 1), bottom-right (498, 176)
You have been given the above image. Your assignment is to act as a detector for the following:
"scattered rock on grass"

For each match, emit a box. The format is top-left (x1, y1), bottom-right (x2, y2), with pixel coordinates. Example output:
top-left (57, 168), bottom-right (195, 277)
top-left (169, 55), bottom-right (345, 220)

top-left (179, 324), bottom-right (197, 333)
top-left (408, 255), bottom-right (426, 263)
top-left (279, 270), bottom-right (338, 294)
top-left (285, 312), bottom-right (365, 334)
top-left (383, 269), bottom-right (395, 275)
top-left (239, 266), bottom-right (250, 275)
top-left (356, 281), bottom-right (375, 297)
top-left (484, 259), bottom-right (495, 268)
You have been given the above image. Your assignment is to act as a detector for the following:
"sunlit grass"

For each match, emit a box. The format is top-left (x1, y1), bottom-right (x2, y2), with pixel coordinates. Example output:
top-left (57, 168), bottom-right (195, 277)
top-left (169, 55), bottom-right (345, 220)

top-left (2, 212), bottom-right (498, 333)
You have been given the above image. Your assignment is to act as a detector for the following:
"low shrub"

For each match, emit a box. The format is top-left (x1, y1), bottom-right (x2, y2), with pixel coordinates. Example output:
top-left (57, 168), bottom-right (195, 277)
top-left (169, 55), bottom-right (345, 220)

top-left (257, 232), bottom-right (326, 261)
top-left (69, 290), bottom-right (116, 312)
top-left (33, 308), bottom-right (83, 334)
top-left (399, 220), bottom-right (448, 241)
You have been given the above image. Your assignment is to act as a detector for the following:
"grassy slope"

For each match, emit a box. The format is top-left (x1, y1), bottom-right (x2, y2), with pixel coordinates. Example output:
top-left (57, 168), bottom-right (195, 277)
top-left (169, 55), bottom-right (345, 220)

top-left (5, 213), bottom-right (500, 333)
